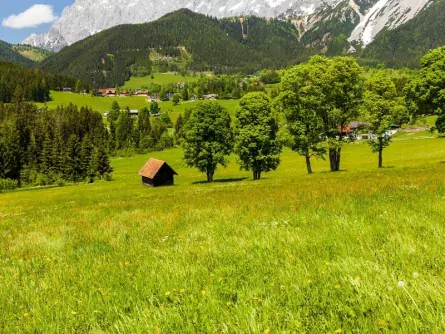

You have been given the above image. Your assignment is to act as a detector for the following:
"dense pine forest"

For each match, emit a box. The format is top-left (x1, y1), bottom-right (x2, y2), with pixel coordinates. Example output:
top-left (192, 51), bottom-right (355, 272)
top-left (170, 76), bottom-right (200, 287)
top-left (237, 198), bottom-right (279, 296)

top-left (0, 61), bottom-right (81, 103)
top-left (0, 103), bottom-right (112, 189)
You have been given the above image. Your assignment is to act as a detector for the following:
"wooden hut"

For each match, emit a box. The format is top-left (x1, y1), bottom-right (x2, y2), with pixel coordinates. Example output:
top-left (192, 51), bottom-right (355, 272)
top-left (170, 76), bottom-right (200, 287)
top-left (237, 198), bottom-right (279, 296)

top-left (139, 158), bottom-right (178, 187)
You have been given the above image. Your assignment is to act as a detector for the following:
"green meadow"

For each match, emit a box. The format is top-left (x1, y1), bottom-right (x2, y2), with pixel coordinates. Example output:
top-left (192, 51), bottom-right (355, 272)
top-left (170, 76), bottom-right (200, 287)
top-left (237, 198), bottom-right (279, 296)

top-left (122, 73), bottom-right (199, 89)
top-left (37, 91), bottom-right (240, 122)
top-left (37, 91), bottom-right (150, 113)
top-left (1, 138), bottom-right (445, 332)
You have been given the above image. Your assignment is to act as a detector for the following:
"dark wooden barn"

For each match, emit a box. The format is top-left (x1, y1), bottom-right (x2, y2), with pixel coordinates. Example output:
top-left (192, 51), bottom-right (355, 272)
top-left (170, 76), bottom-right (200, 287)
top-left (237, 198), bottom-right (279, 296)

top-left (139, 158), bottom-right (178, 187)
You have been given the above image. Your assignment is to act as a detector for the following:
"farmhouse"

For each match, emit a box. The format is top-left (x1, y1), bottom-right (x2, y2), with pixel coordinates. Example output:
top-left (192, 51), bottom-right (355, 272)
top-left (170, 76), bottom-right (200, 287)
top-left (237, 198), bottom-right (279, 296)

top-left (134, 89), bottom-right (149, 96)
top-left (204, 94), bottom-right (218, 100)
top-left (98, 88), bottom-right (117, 97)
top-left (62, 87), bottom-right (72, 92)
top-left (120, 90), bottom-right (131, 97)
top-left (139, 158), bottom-right (178, 187)
top-left (129, 110), bottom-right (139, 117)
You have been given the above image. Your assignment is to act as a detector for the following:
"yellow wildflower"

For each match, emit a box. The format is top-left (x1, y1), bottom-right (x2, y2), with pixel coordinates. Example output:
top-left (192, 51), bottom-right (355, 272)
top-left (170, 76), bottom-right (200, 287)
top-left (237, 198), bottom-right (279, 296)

top-left (335, 285), bottom-right (341, 289)
top-left (23, 313), bottom-right (29, 317)
top-left (71, 311), bottom-right (77, 316)
top-left (335, 329), bottom-right (342, 333)
top-left (378, 320), bottom-right (389, 327)
top-left (226, 301), bottom-right (232, 306)
top-left (201, 290), bottom-right (207, 296)
top-left (307, 280), bottom-right (313, 283)
top-left (264, 328), bottom-right (270, 334)
top-left (165, 291), bottom-right (171, 296)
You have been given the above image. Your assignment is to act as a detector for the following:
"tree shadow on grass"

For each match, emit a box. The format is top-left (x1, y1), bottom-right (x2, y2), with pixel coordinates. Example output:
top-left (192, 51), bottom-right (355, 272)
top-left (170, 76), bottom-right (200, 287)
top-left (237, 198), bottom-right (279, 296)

top-left (320, 170), bottom-right (348, 174)
top-left (193, 177), bottom-right (248, 185)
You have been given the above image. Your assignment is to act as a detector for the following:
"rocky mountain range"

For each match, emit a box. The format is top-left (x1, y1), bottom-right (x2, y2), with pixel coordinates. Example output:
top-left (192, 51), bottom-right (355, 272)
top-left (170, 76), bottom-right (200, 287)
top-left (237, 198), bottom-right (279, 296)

top-left (22, 0), bottom-right (434, 52)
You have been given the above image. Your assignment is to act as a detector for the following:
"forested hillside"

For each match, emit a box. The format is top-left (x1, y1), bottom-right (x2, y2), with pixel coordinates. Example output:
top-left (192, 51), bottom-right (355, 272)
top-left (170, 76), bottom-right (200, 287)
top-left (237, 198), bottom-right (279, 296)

top-left (0, 61), bottom-right (80, 103)
top-left (40, 10), bottom-right (306, 88)
top-left (217, 17), bottom-right (306, 68)
top-left (0, 40), bottom-right (35, 67)
top-left (361, 0), bottom-right (445, 67)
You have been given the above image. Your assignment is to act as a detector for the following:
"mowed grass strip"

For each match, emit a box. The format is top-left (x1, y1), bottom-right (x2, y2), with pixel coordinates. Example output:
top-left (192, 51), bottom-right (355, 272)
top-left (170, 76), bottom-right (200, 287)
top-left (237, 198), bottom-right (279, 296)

top-left (122, 73), bottom-right (199, 89)
top-left (1, 139), bottom-right (445, 332)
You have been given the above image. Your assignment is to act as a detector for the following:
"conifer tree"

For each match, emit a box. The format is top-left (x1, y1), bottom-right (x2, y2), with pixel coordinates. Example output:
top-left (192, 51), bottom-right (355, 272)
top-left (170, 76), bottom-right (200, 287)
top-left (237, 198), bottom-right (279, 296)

top-left (108, 120), bottom-right (117, 151)
top-left (63, 134), bottom-right (83, 181)
top-left (51, 133), bottom-right (64, 175)
top-left (40, 133), bottom-right (53, 175)
top-left (115, 109), bottom-right (133, 149)
top-left (138, 108), bottom-right (152, 148)
top-left (174, 113), bottom-right (184, 141)
top-left (182, 85), bottom-right (189, 101)
top-left (80, 135), bottom-right (94, 178)
top-left (91, 144), bottom-right (113, 179)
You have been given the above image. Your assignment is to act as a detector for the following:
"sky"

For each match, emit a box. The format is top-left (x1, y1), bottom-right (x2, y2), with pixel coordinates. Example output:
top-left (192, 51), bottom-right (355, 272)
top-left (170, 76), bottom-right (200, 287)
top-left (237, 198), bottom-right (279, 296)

top-left (0, 1), bottom-right (73, 44)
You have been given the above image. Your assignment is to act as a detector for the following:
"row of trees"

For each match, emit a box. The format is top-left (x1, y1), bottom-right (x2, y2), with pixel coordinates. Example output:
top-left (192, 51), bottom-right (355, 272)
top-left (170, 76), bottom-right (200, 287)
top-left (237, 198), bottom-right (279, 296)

top-left (181, 51), bottom-right (443, 180)
top-left (0, 103), bottom-right (112, 188)
top-left (183, 93), bottom-right (281, 182)
top-left (276, 55), bottom-right (410, 171)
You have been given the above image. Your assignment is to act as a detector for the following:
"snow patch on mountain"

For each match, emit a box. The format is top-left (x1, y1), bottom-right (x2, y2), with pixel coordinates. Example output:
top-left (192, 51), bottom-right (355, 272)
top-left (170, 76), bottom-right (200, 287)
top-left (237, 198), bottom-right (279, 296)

top-left (348, 0), bottom-right (433, 45)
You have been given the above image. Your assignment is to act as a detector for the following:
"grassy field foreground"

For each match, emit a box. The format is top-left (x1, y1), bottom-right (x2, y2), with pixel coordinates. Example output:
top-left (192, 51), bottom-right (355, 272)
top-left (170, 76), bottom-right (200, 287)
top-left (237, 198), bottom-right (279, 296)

top-left (1, 139), bottom-right (445, 332)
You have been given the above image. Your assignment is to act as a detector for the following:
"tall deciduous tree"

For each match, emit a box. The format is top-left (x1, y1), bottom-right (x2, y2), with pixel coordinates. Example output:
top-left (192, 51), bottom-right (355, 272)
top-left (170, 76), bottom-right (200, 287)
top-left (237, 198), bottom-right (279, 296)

top-left (234, 92), bottom-right (282, 180)
top-left (405, 46), bottom-right (445, 134)
top-left (322, 56), bottom-right (363, 172)
top-left (362, 71), bottom-right (399, 168)
top-left (276, 63), bottom-right (326, 174)
top-left (183, 102), bottom-right (233, 182)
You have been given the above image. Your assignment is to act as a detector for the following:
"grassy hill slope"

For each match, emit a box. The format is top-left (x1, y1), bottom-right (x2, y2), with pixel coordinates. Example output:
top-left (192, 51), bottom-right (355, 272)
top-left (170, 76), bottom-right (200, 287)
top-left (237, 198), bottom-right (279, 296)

top-left (0, 40), bottom-right (35, 67)
top-left (1, 140), bottom-right (445, 331)
top-left (12, 44), bottom-right (53, 63)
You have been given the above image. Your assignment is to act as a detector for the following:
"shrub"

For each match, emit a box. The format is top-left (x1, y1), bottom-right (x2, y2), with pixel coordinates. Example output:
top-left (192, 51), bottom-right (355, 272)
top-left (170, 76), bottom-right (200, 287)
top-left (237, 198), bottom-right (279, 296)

top-left (0, 178), bottom-right (19, 192)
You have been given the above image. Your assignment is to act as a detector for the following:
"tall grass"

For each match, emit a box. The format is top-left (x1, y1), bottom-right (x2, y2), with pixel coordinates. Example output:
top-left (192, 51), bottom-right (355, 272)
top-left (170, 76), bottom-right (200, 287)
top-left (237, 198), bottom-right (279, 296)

top-left (1, 140), bottom-right (445, 332)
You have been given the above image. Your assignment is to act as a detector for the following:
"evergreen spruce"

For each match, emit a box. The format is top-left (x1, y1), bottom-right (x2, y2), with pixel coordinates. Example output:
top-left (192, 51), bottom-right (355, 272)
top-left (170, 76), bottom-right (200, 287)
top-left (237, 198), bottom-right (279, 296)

top-left (63, 134), bottom-right (83, 182)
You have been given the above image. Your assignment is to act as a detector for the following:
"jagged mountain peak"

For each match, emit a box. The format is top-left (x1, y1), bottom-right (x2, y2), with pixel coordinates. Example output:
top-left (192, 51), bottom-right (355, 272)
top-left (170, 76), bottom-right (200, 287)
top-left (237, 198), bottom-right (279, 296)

top-left (22, 0), bottom-right (336, 52)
